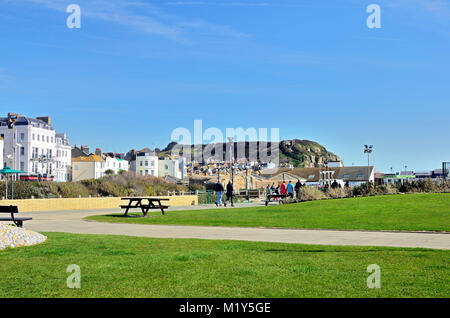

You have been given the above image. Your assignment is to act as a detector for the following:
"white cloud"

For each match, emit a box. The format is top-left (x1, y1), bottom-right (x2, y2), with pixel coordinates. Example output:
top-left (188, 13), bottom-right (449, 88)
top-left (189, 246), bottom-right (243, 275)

top-left (20, 0), bottom-right (248, 41)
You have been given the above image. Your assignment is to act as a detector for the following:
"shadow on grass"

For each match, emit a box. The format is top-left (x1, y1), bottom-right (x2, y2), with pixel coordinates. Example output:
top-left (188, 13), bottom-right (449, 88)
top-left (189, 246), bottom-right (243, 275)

top-left (263, 248), bottom-right (434, 253)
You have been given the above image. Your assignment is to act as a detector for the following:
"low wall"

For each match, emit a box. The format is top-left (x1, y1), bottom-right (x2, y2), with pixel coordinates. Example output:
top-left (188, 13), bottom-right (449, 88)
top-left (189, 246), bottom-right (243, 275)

top-left (0, 195), bottom-right (198, 212)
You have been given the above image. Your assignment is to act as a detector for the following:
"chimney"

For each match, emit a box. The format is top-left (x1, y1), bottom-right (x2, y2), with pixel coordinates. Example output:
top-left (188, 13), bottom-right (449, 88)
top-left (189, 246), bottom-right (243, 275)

top-left (95, 148), bottom-right (102, 157)
top-left (37, 116), bottom-right (51, 125)
top-left (81, 145), bottom-right (90, 155)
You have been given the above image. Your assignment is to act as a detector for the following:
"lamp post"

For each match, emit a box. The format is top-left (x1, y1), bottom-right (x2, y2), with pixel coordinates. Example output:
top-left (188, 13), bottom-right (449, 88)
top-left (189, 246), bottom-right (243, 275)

top-left (227, 137), bottom-right (234, 186)
top-left (7, 114), bottom-right (19, 172)
top-left (364, 145), bottom-right (373, 183)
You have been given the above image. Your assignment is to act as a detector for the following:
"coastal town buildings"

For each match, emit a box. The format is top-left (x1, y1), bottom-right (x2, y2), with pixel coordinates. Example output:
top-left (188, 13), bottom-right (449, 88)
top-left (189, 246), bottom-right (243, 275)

top-left (0, 113), bottom-right (71, 181)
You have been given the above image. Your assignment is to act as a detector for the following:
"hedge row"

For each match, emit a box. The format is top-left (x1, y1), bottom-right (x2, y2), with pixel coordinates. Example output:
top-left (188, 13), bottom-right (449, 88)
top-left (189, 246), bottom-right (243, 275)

top-left (0, 172), bottom-right (187, 200)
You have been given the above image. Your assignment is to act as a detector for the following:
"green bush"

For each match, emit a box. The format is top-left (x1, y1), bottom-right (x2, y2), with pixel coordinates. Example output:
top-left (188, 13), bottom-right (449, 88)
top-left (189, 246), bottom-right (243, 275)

top-left (299, 186), bottom-right (327, 201)
top-left (327, 187), bottom-right (352, 198)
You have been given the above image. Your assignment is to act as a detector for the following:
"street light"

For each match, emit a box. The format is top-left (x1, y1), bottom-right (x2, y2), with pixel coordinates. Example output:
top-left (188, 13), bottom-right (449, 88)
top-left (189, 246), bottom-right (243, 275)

top-left (364, 145), bottom-right (373, 183)
top-left (227, 137), bottom-right (234, 186)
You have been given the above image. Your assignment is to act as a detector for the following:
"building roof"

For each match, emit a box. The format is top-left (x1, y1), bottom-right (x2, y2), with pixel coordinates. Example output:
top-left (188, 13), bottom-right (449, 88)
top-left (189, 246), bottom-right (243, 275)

top-left (0, 115), bottom-right (54, 130)
top-left (259, 166), bottom-right (375, 182)
top-left (72, 154), bottom-right (105, 163)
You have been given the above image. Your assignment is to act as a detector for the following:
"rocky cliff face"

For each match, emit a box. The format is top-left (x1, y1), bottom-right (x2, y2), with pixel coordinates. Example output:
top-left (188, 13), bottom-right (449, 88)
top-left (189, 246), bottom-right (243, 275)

top-left (157, 139), bottom-right (341, 168)
top-left (279, 139), bottom-right (341, 167)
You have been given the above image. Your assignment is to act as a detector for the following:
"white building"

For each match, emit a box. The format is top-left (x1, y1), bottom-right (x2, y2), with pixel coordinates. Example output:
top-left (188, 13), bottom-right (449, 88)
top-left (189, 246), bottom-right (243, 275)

top-left (104, 155), bottom-right (129, 174)
top-left (0, 113), bottom-right (71, 181)
top-left (0, 137), bottom-right (4, 170)
top-left (72, 154), bottom-right (105, 182)
top-left (158, 157), bottom-right (187, 179)
top-left (54, 133), bottom-right (72, 182)
top-left (135, 151), bottom-right (158, 177)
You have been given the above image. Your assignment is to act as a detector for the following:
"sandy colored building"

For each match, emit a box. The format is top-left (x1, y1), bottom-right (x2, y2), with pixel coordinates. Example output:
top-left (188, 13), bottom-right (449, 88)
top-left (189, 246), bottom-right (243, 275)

top-left (72, 154), bottom-right (105, 182)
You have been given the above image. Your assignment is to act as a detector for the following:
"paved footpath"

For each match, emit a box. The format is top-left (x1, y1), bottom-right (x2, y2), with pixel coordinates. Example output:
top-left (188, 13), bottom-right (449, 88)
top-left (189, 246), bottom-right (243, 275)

top-left (19, 204), bottom-right (450, 250)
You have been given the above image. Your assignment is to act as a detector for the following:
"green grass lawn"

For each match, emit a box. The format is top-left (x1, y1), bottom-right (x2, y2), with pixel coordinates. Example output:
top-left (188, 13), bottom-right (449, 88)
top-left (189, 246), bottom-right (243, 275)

top-left (86, 193), bottom-right (450, 232)
top-left (0, 233), bottom-right (448, 298)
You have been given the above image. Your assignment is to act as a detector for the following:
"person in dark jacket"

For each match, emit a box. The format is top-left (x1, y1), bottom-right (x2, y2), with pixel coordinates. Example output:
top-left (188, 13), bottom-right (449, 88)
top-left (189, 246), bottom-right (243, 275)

top-left (214, 182), bottom-right (224, 207)
top-left (224, 181), bottom-right (234, 207)
top-left (295, 179), bottom-right (302, 199)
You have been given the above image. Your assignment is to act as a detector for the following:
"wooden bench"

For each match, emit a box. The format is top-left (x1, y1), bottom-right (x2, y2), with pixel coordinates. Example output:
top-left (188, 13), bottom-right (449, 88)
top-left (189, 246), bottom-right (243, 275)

top-left (264, 194), bottom-right (289, 206)
top-left (120, 197), bottom-right (170, 217)
top-left (0, 205), bottom-right (32, 228)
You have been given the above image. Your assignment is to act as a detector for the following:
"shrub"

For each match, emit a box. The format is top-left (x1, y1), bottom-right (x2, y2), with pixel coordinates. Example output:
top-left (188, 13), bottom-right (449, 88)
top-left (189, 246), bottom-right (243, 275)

top-left (377, 183), bottom-right (399, 195)
top-left (104, 169), bottom-right (115, 175)
top-left (327, 187), bottom-right (351, 198)
top-left (299, 186), bottom-right (326, 201)
top-left (352, 182), bottom-right (378, 196)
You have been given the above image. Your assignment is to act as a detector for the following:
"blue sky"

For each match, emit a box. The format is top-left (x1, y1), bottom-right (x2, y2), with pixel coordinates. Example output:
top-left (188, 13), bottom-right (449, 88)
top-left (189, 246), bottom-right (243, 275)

top-left (0, 0), bottom-right (449, 172)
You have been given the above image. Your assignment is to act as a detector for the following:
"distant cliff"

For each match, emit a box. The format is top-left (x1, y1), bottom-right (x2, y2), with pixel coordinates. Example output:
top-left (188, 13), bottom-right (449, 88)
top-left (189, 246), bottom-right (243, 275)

top-left (279, 139), bottom-right (341, 167)
top-left (157, 139), bottom-right (340, 168)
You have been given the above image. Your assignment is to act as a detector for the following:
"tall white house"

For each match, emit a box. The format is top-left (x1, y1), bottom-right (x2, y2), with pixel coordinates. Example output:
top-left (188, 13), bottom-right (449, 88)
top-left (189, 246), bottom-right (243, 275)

top-left (0, 113), bottom-right (71, 181)
top-left (54, 133), bottom-right (72, 182)
top-left (0, 137), bottom-right (4, 170)
top-left (135, 150), bottom-right (158, 177)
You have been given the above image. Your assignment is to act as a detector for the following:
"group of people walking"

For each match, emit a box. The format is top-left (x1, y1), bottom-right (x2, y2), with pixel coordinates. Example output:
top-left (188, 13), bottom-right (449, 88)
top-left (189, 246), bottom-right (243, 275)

top-left (266, 180), bottom-right (304, 199)
top-left (213, 179), bottom-right (306, 207)
top-left (213, 181), bottom-right (234, 207)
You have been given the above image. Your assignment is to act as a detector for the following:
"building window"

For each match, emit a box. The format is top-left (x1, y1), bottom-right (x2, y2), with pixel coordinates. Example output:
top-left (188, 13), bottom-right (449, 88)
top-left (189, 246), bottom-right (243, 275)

top-left (20, 133), bottom-right (25, 140)
top-left (37, 135), bottom-right (40, 141)
top-left (343, 174), bottom-right (350, 179)
top-left (357, 174), bottom-right (364, 179)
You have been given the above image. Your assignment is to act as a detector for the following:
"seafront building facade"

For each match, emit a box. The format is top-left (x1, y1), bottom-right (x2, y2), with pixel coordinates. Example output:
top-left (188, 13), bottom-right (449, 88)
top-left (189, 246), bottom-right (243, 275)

top-left (0, 113), bottom-right (71, 181)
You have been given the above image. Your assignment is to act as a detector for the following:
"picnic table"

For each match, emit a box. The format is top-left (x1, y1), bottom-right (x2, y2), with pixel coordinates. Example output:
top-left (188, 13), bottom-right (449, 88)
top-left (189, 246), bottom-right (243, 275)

top-left (120, 197), bottom-right (170, 217)
top-left (264, 194), bottom-right (289, 206)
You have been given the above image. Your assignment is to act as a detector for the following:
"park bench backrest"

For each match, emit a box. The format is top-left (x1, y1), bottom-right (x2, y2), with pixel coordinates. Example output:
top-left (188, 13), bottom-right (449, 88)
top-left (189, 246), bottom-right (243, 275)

top-left (0, 205), bottom-right (19, 213)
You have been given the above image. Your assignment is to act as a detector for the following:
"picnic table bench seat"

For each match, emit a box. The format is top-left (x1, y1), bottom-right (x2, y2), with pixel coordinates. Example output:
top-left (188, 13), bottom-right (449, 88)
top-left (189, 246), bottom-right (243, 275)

top-left (120, 197), bottom-right (170, 217)
top-left (0, 205), bottom-right (32, 228)
top-left (263, 194), bottom-right (288, 206)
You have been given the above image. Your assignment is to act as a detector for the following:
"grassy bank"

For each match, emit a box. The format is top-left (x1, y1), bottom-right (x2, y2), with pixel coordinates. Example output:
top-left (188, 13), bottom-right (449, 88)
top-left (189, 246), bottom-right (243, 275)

top-left (86, 193), bottom-right (450, 232)
top-left (0, 233), bottom-right (448, 298)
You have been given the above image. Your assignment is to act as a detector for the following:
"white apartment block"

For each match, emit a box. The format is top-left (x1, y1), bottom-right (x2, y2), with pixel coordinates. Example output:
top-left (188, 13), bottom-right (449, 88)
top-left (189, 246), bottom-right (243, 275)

top-left (0, 113), bottom-right (71, 181)
top-left (135, 151), bottom-right (158, 177)
top-left (105, 155), bottom-right (129, 174)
